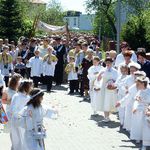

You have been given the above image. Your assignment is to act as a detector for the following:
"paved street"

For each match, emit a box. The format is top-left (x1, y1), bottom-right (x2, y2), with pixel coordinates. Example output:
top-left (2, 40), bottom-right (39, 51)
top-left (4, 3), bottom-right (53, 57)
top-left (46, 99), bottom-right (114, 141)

top-left (0, 85), bottom-right (141, 150)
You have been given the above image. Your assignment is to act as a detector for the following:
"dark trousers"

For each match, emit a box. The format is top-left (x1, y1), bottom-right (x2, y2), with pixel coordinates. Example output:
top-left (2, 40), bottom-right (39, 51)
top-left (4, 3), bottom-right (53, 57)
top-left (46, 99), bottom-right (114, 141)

top-left (78, 74), bottom-right (84, 96)
top-left (40, 74), bottom-right (45, 84)
top-left (54, 64), bottom-right (64, 85)
top-left (45, 76), bottom-right (53, 91)
top-left (4, 76), bottom-right (9, 87)
top-left (69, 80), bottom-right (78, 93)
top-left (33, 76), bottom-right (40, 88)
top-left (14, 68), bottom-right (26, 78)
top-left (26, 68), bottom-right (31, 79)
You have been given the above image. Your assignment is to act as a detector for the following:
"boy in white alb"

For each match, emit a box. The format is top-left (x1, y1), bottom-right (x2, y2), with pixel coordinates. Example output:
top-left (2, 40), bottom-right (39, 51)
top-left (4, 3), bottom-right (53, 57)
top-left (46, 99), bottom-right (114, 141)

top-left (43, 46), bottom-right (58, 92)
top-left (87, 56), bottom-right (104, 115)
top-left (65, 56), bottom-right (78, 94)
top-left (29, 49), bottom-right (43, 87)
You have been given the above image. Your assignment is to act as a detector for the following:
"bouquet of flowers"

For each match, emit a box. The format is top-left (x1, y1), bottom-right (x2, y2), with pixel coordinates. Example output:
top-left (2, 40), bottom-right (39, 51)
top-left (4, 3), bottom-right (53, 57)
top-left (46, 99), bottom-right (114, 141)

top-left (106, 79), bottom-right (116, 90)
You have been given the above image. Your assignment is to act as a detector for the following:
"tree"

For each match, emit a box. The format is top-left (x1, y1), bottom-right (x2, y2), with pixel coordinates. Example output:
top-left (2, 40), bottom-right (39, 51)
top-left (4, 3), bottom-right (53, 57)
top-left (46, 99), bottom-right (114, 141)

top-left (41, 0), bottom-right (65, 26)
top-left (86, 0), bottom-right (117, 39)
top-left (121, 11), bottom-right (150, 52)
top-left (0, 0), bottom-right (23, 42)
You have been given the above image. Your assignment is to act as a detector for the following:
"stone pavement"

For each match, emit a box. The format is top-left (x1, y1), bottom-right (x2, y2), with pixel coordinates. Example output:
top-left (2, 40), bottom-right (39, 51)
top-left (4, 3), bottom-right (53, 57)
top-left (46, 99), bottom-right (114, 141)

top-left (0, 84), bottom-right (141, 150)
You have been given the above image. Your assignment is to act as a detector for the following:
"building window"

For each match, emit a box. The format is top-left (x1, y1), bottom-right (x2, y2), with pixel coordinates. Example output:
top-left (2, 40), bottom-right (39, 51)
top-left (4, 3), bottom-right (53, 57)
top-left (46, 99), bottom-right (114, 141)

top-left (74, 18), bottom-right (77, 26)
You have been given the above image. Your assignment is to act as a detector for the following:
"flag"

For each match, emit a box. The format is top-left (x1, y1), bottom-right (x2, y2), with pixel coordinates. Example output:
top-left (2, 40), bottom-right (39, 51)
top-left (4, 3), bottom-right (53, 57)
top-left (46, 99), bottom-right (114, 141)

top-left (37, 21), bottom-right (66, 33)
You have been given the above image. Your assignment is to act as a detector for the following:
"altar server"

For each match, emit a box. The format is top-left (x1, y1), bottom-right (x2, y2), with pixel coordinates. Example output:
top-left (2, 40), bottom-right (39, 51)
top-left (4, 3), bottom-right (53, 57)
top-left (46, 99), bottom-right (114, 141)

top-left (29, 49), bottom-right (43, 87)
top-left (0, 46), bottom-right (13, 86)
top-left (43, 46), bottom-right (58, 92)
top-left (65, 56), bottom-right (78, 94)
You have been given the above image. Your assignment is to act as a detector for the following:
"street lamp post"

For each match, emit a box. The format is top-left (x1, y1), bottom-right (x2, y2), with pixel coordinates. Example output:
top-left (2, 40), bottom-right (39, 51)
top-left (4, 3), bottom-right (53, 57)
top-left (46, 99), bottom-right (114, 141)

top-left (117, 0), bottom-right (121, 54)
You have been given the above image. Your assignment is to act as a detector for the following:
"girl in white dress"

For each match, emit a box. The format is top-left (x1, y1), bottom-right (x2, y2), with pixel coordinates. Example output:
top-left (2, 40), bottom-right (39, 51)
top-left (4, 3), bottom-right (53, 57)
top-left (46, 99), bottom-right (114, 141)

top-left (98, 57), bottom-right (118, 122)
top-left (115, 64), bottom-right (128, 126)
top-left (116, 71), bottom-right (146, 131)
top-left (142, 105), bottom-right (150, 150)
top-left (130, 77), bottom-right (150, 143)
top-left (17, 89), bottom-right (58, 150)
top-left (10, 80), bottom-right (33, 150)
top-left (2, 74), bottom-right (21, 132)
top-left (87, 56), bottom-right (104, 115)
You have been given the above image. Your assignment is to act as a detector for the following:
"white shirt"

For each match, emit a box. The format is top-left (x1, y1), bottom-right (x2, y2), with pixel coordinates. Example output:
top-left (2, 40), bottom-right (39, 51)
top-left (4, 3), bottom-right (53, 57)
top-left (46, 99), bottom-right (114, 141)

top-left (43, 59), bottom-right (57, 76)
top-left (39, 46), bottom-right (48, 58)
top-left (68, 70), bottom-right (78, 81)
top-left (29, 56), bottom-right (43, 77)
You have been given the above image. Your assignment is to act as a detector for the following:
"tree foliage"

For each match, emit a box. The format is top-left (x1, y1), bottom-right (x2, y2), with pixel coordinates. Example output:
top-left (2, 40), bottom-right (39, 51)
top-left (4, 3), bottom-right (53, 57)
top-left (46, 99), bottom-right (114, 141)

top-left (0, 0), bottom-right (23, 42)
top-left (121, 11), bottom-right (150, 52)
top-left (41, 0), bottom-right (65, 26)
top-left (86, 0), bottom-right (117, 39)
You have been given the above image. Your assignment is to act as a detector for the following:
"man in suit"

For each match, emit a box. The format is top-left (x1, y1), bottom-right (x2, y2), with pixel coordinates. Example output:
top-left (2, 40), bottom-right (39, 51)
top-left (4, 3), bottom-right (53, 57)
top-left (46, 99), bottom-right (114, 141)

top-left (54, 37), bottom-right (66, 85)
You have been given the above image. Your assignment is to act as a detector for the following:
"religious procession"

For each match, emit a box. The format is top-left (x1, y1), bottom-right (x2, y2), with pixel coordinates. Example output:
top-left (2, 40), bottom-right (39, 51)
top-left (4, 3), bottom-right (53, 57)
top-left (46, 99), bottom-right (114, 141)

top-left (0, 0), bottom-right (150, 150)
top-left (0, 33), bottom-right (150, 150)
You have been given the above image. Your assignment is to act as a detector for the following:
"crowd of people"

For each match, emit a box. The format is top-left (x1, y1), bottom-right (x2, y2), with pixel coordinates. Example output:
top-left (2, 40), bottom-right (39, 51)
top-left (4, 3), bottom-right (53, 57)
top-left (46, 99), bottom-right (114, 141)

top-left (0, 34), bottom-right (150, 150)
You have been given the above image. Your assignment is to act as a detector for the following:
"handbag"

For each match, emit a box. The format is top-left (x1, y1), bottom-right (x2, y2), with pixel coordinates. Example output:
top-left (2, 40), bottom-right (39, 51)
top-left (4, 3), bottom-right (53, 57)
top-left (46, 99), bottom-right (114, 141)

top-left (32, 124), bottom-right (46, 140)
top-left (31, 109), bottom-right (47, 140)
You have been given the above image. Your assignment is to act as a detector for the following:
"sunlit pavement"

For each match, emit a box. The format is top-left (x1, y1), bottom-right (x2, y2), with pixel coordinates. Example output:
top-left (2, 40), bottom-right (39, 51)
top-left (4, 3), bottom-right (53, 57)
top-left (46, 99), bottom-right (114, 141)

top-left (0, 84), bottom-right (140, 150)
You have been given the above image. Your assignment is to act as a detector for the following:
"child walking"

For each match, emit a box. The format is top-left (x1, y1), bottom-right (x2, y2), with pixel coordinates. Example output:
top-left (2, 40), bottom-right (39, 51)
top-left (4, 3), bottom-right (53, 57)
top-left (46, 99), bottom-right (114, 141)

top-left (17, 88), bottom-right (58, 150)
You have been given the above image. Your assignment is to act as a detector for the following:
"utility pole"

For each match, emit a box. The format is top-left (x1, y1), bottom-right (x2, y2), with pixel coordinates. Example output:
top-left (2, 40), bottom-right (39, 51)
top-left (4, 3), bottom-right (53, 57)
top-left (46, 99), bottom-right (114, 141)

top-left (117, 0), bottom-right (121, 54)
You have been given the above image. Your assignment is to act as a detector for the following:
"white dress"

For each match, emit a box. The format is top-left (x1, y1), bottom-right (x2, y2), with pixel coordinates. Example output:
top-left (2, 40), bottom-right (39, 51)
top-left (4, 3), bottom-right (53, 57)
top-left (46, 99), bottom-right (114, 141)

top-left (91, 78), bottom-right (103, 112)
top-left (100, 67), bottom-right (118, 112)
top-left (130, 88), bottom-right (150, 141)
top-left (4, 88), bottom-right (16, 132)
top-left (120, 84), bottom-right (138, 131)
top-left (17, 105), bottom-right (56, 150)
top-left (143, 115), bottom-right (150, 146)
top-left (87, 65), bottom-right (104, 103)
top-left (10, 92), bottom-right (30, 150)
top-left (115, 75), bottom-right (127, 125)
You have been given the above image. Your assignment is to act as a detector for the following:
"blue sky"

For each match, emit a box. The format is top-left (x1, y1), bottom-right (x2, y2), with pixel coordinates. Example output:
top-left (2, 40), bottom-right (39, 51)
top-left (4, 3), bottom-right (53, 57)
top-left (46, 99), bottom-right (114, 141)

top-left (46, 0), bottom-right (87, 13)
